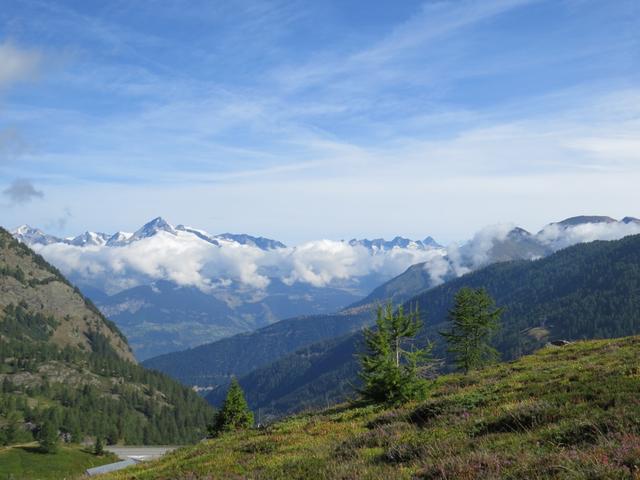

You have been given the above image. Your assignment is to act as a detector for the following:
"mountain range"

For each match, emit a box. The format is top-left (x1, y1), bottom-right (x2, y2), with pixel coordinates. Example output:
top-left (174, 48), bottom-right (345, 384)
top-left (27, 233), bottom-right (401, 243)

top-left (142, 216), bottom-right (640, 404)
top-left (11, 218), bottom-right (447, 359)
top-left (11, 215), bottom-right (640, 361)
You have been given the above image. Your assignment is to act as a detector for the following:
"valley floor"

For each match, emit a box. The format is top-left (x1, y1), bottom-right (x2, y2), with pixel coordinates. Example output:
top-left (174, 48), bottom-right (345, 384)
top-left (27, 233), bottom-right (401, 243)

top-left (99, 336), bottom-right (640, 479)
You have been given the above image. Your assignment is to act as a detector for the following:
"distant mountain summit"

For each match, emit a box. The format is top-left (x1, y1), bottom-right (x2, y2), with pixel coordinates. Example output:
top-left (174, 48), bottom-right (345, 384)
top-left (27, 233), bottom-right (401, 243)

top-left (12, 217), bottom-right (288, 252)
top-left (69, 231), bottom-right (110, 246)
top-left (11, 218), bottom-right (444, 255)
top-left (552, 215), bottom-right (617, 228)
top-left (106, 231), bottom-right (133, 246)
top-left (349, 235), bottom-right (442, 251)
top-left (12, 225), bottom-right (62, 245)
top-left (129, 216), bottom-right (178, 241)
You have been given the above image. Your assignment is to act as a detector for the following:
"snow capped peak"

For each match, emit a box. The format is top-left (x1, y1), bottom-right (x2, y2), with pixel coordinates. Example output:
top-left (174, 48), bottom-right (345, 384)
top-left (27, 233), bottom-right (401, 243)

top-left (349, 236), bottom-right (442, 252)
top-left (129, 217), bottom-right (177, 241)
top-left (106, 231), bottom-right (133, 246)
top-left (69, 231), bottom-right (110, 247)
top-left (11, 225), bottom-right (62, 245)
top-left (13, 224), bottom-right (32, 235)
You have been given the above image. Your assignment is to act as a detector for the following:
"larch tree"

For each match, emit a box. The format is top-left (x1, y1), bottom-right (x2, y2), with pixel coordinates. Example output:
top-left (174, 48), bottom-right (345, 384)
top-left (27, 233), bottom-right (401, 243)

top-left (440, 287), bottom-right (503, 373)
top-left (358, 303), bottom-right (433, 405)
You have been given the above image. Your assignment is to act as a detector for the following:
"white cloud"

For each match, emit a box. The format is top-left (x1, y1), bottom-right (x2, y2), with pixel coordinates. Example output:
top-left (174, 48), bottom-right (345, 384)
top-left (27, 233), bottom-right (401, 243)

top-left (27, 217), bottom-right (640, 298)
top-left (30, 230), bottom-right (447, 294)
top-left (537, 222), bottom-right (640, 251)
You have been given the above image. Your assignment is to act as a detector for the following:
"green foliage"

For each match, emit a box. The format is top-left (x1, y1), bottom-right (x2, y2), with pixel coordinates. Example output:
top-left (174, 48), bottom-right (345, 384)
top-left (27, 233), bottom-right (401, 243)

top-left (100, 336), bottom-right (640, 480)
top-left (0, 311), bottom-right (214, 445)
top-left (0, 227), bottom-right (216, 447)
top-left (0, 444), bottom-right (118, 480)
top-left (358, 304), bottom-right (432, 405)
top-left (210, 378), bottom-right (254, 436)
top-left (0, 303), bottom-right (58, 342)
top-left (38, 421), bottom-right (59, 453)
top-left (94, 436), bottom-right (104, 456)
top-left (440, 288), bottom-right (503, 373)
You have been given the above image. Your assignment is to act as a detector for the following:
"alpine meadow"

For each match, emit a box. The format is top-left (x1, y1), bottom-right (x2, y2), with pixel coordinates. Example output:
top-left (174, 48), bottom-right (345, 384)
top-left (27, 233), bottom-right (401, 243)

top-left (1, 1), bottom-right (640, 479)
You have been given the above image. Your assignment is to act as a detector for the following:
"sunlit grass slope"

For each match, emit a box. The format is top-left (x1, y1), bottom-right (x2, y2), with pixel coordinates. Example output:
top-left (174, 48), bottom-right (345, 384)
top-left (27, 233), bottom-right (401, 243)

top-left (102, 336), bottom-right (640, 479)
top-left (0, 443), bottom-right (117, 480)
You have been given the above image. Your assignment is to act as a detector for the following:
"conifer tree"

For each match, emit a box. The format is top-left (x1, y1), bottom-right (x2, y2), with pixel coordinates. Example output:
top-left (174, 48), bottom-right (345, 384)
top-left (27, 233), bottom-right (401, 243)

top-left (441, 287), bottom-right (503, 373)
top-left (358, 303), bottom-right (433, 405)
top-left (94, 436), bottom-right (104, 456)
top-left (38, 421), bottom-right (59, 453)
top-left (209, 378), bottom-right (254, 436)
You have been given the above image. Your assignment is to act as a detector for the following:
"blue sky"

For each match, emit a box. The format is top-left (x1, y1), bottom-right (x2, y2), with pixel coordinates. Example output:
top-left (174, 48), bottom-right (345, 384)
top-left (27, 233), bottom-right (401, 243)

top-left (1, 0), bottom-right (639, 244)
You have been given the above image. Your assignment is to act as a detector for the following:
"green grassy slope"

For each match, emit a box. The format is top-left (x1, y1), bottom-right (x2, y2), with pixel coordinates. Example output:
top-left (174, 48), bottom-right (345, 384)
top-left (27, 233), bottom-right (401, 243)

top-left (103, 335), bottom-right (640, 479)
top-left (0, 443), bottom-right (118, 480)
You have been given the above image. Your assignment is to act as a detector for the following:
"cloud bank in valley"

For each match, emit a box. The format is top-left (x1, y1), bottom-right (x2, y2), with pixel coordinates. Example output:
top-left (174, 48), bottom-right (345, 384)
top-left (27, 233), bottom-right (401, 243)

top-left (30, 232), bottom-right (446, 294)
top-left (25, 218), bottom-right (640, 296)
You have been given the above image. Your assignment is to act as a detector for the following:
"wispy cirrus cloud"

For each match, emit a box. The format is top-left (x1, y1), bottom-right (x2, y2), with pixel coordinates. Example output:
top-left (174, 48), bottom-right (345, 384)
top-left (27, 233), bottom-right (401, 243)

top-left (0, 0), bottom-right (638, 241)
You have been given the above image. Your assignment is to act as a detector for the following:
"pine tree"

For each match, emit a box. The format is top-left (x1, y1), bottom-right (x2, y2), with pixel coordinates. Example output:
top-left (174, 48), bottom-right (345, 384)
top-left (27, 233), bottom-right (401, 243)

top-left (1, 412), bottom-right (21, 446)
top-left (441, 287), bottom-right (503, 373)
top-left (38, 421), bottom-right (59, 453)
top-left (358, 303), bottom-right (433, 405)
top-left (94, 436), bottom-right (104, 456)
top-left (209, 378), bottom-right (253, 436)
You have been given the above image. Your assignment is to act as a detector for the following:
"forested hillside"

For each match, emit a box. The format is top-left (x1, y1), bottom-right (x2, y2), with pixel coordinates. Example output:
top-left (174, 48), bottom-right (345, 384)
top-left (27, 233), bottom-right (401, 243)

top-left (143, 309), bottom-right (370, 387)
top-left (213, 235), bottom-right (640, 417)
top-left (0, 227), bottom-right (214, 445)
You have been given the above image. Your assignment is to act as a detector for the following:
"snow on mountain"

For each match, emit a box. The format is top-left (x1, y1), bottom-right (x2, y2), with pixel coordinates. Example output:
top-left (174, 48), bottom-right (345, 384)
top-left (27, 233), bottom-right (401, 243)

top-left (175, 225), bottom-right (220, 246)
top-left (11, 215), bottom-right (640, 298)
top-left (11, 218), bottom-right (445, 295)
top-left (128, 216), bottom-right (177, 242)
top-left (215, 233), bottom-right (286, 250)
top-left (349, 236), bottom-right (441, 252)
top-left (106, 231), bottom-right (133, 246)
top-left (69, 231), bottom-right (110, 247)
top-left (11, 225), bottom-right (62, 245)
